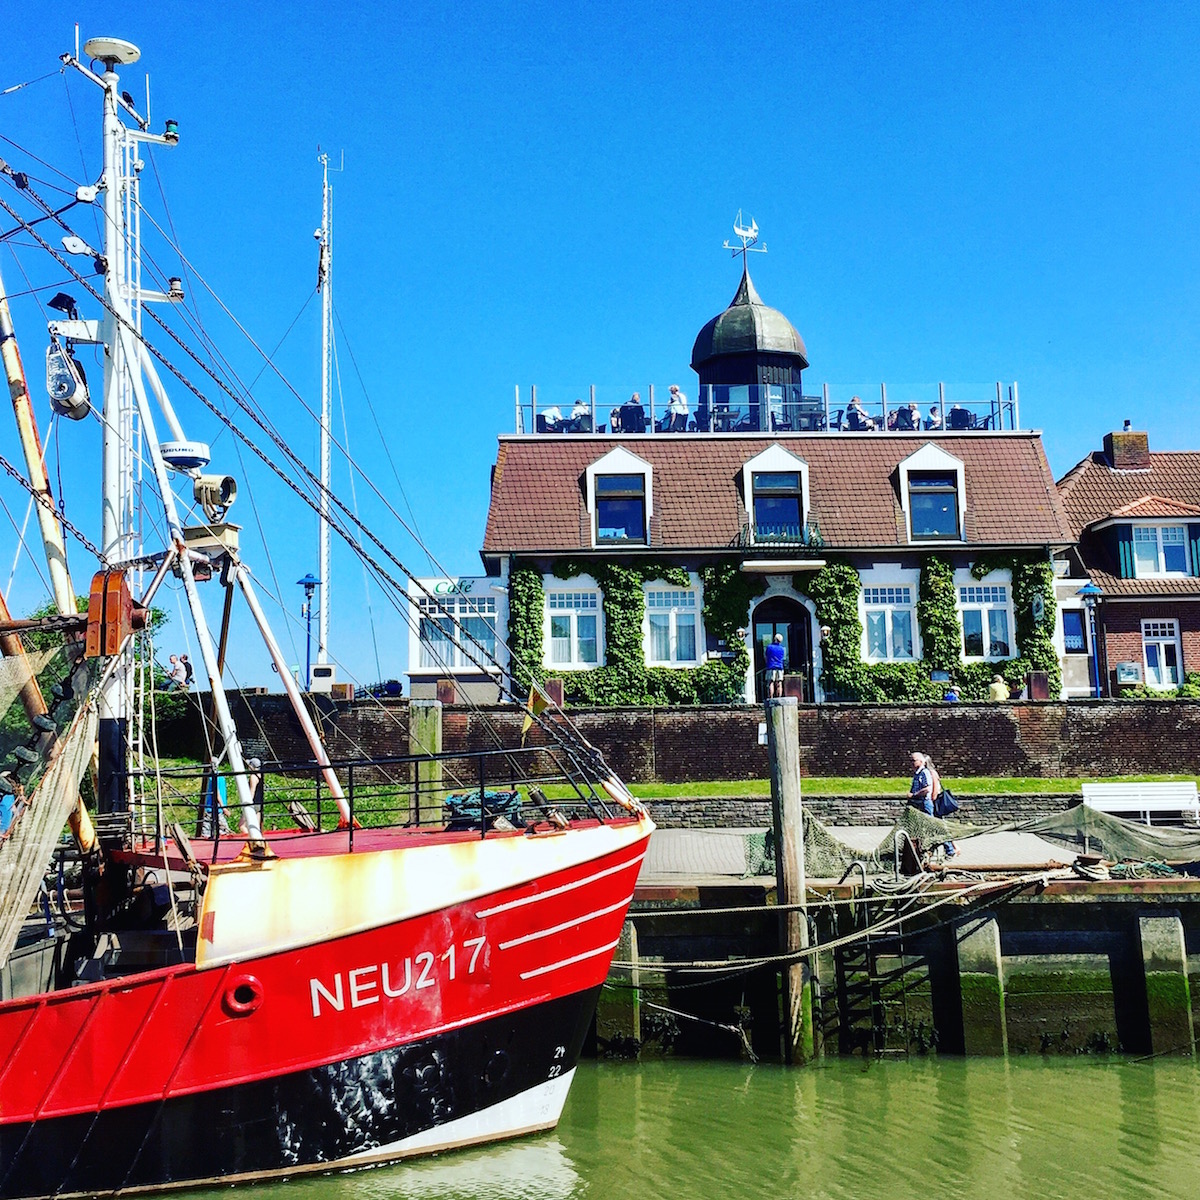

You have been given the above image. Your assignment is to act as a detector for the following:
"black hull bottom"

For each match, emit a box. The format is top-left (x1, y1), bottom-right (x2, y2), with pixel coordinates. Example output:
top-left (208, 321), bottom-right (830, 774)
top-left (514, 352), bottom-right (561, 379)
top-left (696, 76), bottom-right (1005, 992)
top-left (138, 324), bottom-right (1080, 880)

top-left (0, 986), bottom-right (602, 1199)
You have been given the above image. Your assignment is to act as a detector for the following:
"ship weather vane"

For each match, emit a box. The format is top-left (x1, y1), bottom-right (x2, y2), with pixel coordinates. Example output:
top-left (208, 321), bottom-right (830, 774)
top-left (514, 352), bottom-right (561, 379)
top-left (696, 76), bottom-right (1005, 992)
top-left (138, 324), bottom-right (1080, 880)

top-left (723, 209), bottom-right (767, 271)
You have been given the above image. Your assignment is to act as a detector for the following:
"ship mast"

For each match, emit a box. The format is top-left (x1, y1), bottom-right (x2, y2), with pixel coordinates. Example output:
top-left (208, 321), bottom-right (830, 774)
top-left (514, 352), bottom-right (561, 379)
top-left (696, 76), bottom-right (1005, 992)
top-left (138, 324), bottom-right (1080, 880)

top-left (316, 153), bottom-right (333, 669)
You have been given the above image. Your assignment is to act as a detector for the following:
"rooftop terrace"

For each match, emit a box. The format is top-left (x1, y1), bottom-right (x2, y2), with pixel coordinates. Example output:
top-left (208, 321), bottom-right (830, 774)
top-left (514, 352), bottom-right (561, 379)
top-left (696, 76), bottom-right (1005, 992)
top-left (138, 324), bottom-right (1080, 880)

top-left (516, 381), bottom-right (1022, 436)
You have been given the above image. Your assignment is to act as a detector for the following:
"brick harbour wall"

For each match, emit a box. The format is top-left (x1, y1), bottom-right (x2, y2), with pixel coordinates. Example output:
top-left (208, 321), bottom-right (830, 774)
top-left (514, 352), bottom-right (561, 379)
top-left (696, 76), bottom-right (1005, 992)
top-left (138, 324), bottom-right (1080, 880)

top-left (159, 696), bottom-right (1200, 783)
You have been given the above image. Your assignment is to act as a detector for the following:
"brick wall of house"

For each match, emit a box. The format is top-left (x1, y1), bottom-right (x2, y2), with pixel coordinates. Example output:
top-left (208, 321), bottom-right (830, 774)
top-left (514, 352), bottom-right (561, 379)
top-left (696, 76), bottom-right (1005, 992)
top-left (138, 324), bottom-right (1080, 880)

top-left (1101, 601), bottom-right (1200, 691)
top-left (161, 695), bottom-right (1200, 783)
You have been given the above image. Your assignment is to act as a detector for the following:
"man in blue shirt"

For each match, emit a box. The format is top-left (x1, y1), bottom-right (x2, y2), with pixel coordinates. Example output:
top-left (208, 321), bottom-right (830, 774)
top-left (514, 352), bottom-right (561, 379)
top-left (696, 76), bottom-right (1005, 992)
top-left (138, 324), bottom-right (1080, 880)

top-left (764, 633), bottom-right (786, 699)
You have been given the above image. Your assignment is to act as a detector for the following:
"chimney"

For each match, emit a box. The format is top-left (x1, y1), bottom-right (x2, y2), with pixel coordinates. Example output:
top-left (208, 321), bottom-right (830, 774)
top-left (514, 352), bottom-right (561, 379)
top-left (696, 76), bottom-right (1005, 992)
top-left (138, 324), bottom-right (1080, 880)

top-left (1103, 423), bottom-right (1150, 470)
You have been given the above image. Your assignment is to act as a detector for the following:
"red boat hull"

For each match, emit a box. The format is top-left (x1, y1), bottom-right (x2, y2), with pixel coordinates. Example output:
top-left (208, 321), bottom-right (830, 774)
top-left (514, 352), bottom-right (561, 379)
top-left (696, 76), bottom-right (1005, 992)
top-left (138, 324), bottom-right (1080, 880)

top-left (0, 817), bottom-right (651, 1197)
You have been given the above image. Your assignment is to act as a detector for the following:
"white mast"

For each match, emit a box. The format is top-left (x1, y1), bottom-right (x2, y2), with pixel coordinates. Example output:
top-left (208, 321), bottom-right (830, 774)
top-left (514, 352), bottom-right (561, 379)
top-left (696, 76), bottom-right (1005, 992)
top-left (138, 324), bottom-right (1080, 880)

top-left (316, 152), bottom-right (332, 667)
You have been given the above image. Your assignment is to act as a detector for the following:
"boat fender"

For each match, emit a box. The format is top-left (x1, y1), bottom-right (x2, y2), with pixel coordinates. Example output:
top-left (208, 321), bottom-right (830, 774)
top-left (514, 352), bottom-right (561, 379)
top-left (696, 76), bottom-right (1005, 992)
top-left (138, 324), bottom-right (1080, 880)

top-left (223, 974), bottom-right (264, 1017)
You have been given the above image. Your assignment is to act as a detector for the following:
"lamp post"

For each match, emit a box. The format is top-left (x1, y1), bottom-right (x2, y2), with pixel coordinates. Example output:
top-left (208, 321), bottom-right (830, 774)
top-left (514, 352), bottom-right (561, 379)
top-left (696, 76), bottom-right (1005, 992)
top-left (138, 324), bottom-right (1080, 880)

top-left (297, 573), bottom-right (321, 691)
top-left (1077, 582), bottom-right (1103, 698)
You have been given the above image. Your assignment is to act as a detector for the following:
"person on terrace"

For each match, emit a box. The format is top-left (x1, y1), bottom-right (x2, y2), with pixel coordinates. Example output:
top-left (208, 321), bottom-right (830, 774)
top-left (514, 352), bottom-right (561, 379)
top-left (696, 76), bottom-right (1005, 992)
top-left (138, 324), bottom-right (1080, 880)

top-left (846, 395), bottom-right (875, 431)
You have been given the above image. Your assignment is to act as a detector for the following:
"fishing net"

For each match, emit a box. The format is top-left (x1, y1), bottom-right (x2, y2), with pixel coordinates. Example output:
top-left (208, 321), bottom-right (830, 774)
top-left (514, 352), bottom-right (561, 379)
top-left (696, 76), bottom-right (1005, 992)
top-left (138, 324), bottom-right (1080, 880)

top-left (0, 703), bottom-right (96, 966)
top-left (746, 803), bottom-right (1200, 881)
top-left (1010, 805), bottom-right (1200, 865)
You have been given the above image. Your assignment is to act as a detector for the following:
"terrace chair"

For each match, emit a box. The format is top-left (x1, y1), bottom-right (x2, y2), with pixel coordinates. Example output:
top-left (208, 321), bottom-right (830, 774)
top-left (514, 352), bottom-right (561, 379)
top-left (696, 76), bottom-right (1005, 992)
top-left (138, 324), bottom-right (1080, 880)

top-left (947, 407), bottom-right (974, 430)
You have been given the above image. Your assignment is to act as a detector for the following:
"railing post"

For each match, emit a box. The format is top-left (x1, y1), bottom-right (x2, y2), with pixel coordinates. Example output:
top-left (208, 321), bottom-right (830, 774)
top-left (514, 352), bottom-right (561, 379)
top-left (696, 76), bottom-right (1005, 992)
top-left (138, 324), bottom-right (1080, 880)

top-left (531, 384), bottom-right (537, 430)
top-left (514, 384), bottom-right (521, 433)
top-left (1011, 381), bottom-right (1019, 430)
top-left (823, 382), bottom-right (830, 431)
top-left (880, 382), bottom-right (888, 429)
top-left (590, 384), bottom-right (596, 432)
top-left (478, 753), bottom-right (487, 840)
top-left (648, 383), bottom-right (655, 434)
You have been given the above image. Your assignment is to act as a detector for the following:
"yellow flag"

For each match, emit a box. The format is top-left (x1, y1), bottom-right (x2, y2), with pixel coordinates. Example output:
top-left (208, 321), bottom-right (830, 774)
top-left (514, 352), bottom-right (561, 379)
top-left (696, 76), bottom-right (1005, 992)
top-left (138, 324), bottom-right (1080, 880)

top-left (520, 681), bottom-right (550, 745)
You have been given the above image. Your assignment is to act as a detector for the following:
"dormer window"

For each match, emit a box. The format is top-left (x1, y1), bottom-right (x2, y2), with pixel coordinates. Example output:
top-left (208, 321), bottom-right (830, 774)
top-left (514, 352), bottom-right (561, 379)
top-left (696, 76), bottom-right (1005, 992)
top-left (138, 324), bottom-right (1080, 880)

top-left (898, 444), bottom-right (966, 543)
top-left (741, 444), bottom-right (810, 545)
top-left (585, 446), bottom-right (653, 549)
top-left (909, 472), bottom-right (960, 539)
top-left (752, 472), bottom-right (804, 541)
top-left (1133, 525), bottom-right (1189, 576)
top-left (595, 474), bottom-right (646, 544)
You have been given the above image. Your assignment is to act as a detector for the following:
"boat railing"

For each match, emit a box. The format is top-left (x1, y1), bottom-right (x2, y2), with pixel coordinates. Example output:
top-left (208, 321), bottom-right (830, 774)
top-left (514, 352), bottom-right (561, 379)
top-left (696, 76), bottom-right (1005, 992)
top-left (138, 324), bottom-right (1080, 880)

top-left (130, 741), bottom-right (628, 860)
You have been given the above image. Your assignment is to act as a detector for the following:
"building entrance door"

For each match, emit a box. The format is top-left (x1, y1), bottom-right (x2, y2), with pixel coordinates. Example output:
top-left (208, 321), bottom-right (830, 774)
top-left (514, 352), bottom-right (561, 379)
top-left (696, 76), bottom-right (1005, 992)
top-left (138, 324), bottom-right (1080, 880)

top-left (752, 596), bottom-right (814, 702)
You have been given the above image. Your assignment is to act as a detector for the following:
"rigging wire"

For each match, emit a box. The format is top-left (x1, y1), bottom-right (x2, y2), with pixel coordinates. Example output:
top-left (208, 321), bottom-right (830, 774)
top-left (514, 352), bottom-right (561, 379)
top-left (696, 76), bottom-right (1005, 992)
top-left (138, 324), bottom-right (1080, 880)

top-left (332, 304), bottom-right (434, 577)
top-left (0, 184), bottom-right (608, 789)
top-left (332, 334), bottom-right (383, 684)
top-left (0, 491), bottom-right (52, 601)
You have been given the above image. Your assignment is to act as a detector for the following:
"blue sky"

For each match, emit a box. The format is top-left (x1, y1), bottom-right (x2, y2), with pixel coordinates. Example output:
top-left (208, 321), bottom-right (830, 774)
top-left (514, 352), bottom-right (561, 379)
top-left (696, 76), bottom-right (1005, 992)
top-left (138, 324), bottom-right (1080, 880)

top-left (1, 2), bottom-right (1198, 687)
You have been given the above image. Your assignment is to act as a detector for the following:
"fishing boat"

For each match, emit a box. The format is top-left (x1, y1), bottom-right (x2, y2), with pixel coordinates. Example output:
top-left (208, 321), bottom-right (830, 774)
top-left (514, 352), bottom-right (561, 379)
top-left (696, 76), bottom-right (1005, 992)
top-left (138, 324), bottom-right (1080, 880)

top-left (0, 34), bottom-right (651, 1197)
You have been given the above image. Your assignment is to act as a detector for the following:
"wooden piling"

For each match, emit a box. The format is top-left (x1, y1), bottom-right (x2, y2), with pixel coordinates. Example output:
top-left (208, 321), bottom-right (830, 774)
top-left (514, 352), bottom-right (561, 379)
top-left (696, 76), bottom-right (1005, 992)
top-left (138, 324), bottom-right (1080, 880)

top-left (765, 697), bottom-right (814, 1063)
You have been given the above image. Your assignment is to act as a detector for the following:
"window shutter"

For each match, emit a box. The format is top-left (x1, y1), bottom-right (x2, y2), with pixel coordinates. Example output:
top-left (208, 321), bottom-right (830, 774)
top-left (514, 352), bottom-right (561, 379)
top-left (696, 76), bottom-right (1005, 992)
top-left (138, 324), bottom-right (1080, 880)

top-left (1112, 524), bottom-right (1135, 579)
top-left (1189, 523), bottom-right (1200, 578)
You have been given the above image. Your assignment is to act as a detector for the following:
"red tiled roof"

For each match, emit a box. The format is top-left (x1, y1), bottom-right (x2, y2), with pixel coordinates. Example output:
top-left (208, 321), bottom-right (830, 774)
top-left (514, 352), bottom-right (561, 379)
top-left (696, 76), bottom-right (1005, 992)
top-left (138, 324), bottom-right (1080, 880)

top-left (1056, 450), bottom-right (1200, 597)
top-left (1057, 451), bottom-right (1200, 536)
top-left (1107, 495), bottom-right (1200, 520)
top-left (481, 432), bottom-right (1072, 555)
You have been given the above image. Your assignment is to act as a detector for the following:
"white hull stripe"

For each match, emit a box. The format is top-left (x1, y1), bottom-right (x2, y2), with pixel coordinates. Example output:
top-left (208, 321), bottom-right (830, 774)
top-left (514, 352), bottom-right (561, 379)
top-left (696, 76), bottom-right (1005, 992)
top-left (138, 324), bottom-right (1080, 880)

top-left (498, 892), bottom-right (636, 951)
top-left (339, 1069), bottom-right (576, 1164)
top-left (475, 850), bottom-right (646, 919)
top-left (520, 937), bottom-right (621, 981)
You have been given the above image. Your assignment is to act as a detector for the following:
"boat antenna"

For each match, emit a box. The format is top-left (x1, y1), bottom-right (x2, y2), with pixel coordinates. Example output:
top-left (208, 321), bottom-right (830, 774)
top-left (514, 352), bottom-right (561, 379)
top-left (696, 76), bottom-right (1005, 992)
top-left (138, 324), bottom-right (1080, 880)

top-left (315, 148), bottom-right (342, 672)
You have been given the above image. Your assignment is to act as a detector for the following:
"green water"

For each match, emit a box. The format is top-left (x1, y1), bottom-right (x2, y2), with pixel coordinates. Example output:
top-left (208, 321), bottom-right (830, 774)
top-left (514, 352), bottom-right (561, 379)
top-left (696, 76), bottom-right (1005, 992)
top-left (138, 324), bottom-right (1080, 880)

top-left (201, 1058), bottom-right (1200, 1200)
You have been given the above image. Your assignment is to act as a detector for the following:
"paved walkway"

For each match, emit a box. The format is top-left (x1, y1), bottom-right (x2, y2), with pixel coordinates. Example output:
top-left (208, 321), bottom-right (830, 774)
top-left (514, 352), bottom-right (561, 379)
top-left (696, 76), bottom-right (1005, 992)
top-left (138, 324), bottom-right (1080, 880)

top-left (639, 825), bottom-right (1075, 886)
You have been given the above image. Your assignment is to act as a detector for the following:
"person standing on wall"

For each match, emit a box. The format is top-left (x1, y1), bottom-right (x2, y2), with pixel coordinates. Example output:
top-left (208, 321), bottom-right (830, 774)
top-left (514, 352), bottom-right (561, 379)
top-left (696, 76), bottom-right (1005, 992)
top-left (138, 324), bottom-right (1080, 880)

top-left (765, 632), bottom-right (786, 700)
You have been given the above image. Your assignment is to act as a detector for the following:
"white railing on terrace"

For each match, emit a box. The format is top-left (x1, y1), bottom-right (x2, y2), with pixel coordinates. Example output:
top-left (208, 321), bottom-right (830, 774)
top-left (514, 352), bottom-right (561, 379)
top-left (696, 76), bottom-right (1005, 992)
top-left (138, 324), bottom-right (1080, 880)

top-left (513, 382), bottom-right (1021, 436)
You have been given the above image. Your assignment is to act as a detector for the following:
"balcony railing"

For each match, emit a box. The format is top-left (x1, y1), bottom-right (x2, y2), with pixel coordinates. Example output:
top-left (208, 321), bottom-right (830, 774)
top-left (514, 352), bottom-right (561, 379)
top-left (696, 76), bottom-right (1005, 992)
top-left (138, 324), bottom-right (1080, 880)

top-left (737, 521), bottom-right (825, 549)
top-left (514, 382), bottom-right (1022, 436)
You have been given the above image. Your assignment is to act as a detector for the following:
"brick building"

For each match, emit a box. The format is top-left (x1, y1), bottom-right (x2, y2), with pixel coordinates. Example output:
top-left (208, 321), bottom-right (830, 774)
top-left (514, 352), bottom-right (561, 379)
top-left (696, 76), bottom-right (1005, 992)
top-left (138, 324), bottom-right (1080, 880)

top-left (412, 262), bottom-right (1073, 703)
top-left (1057, 426), bottom-right (1200, 694)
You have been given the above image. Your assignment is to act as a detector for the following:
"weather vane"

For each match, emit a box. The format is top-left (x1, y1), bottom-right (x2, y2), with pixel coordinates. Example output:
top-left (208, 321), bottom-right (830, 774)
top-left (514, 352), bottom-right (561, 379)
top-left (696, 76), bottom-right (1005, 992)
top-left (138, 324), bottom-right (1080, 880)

top-left (723, 209), bottom-right (766, 271)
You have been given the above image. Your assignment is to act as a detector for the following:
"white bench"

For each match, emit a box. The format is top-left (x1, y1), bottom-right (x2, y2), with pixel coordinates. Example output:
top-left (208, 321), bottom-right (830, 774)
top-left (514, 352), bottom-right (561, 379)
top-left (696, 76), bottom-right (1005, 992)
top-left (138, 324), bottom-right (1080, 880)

top-left (1081, 781), bottom-right (1200, 826)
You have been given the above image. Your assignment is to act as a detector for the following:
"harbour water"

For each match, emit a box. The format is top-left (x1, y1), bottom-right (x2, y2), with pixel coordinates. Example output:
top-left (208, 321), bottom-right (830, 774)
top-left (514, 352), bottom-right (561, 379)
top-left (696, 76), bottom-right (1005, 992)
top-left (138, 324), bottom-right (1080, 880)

top-left (194, 1057), bottom-right (1200, 1200)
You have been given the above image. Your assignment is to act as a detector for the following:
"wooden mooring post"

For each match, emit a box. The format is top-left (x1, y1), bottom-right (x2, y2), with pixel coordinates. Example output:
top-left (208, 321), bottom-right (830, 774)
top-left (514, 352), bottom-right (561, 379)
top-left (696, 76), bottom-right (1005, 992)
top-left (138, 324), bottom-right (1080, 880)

top-left (765, 697), bottom-right (814, 1063)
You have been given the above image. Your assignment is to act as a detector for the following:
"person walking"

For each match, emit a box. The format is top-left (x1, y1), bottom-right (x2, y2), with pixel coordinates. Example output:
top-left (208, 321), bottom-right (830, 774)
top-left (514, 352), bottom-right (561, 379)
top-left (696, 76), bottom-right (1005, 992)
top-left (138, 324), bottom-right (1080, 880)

top-left (908, 751), bottom-right (935, 814)
top-left (764, 632), bottom-right (786, 700)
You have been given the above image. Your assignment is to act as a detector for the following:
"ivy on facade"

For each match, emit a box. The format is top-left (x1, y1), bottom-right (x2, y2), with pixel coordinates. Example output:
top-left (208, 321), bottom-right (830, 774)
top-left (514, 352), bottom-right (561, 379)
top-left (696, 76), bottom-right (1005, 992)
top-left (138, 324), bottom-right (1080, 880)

top-left (808, 552), bottom-right (1062, 702)
top-left (506, 557), bottom-right (758, 706)
top-left (508, 548), bottom-right (1063, 708)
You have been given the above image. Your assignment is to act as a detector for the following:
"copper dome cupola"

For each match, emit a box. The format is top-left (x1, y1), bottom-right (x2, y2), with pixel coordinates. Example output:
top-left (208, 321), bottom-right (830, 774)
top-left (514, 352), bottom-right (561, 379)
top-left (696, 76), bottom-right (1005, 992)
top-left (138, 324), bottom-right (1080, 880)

top-left (690, 265), bottom-right (808, 388)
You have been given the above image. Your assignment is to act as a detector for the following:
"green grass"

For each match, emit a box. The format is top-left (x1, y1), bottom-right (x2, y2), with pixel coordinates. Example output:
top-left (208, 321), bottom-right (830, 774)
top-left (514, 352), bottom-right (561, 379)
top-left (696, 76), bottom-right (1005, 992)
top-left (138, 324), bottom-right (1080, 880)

top-left (542, 774), bottom-right (1197, 800)
top-left (132, 758), bottom-right (1198, 827)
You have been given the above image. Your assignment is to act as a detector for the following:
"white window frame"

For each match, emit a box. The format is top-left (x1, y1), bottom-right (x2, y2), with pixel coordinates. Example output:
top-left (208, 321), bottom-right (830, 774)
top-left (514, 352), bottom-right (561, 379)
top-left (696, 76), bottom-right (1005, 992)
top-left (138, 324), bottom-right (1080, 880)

top-left (957, 574), bottom-right (1015, 661)
top-left (1132, 524), bottom-right (1191, 578)
top-left (408, 578), bottom-right (507, 678)
top-left (741, 444), bottom-right (810, 546)
top-left (543, 578), bottom-right (604, 670)
top-left (898, 443), bottom-right (966, 544)
top-left (861, 585), bottom-right (917, 662)
top-left (643, 577), bottom-right (705, 666)
top-left (1141, 619), bottom-right (1183, 689)
top-left (584, 446), bottom-right (653, 550)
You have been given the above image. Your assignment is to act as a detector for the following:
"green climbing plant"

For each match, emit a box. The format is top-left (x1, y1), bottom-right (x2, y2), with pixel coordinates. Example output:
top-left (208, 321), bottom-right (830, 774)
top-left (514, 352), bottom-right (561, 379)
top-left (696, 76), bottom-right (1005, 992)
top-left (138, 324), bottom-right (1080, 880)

top-left (502, 557), bottom-right (759, 706)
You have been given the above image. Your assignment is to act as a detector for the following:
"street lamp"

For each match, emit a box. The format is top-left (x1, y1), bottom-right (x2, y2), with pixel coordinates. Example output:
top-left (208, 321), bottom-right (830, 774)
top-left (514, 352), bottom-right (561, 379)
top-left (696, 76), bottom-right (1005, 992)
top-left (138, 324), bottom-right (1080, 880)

top-left (1076, 582), bottom-right (1103, 698)
top-left (297, 573), bottom-right (321, 691)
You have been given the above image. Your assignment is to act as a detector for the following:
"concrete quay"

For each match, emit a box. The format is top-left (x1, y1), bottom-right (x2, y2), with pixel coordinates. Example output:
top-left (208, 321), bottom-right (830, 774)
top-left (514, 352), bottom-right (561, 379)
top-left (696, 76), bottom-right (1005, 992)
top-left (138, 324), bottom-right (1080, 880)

top-left (594, 829), bottom-right (1200, 1062)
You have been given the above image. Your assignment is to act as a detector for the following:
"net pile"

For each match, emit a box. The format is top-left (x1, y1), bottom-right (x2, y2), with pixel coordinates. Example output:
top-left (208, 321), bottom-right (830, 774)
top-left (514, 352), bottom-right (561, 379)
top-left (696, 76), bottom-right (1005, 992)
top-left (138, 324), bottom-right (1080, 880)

top-left (0, 704), bottom-right (96, 966)
top-left (746, 804), bottom-right (1200, 881)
